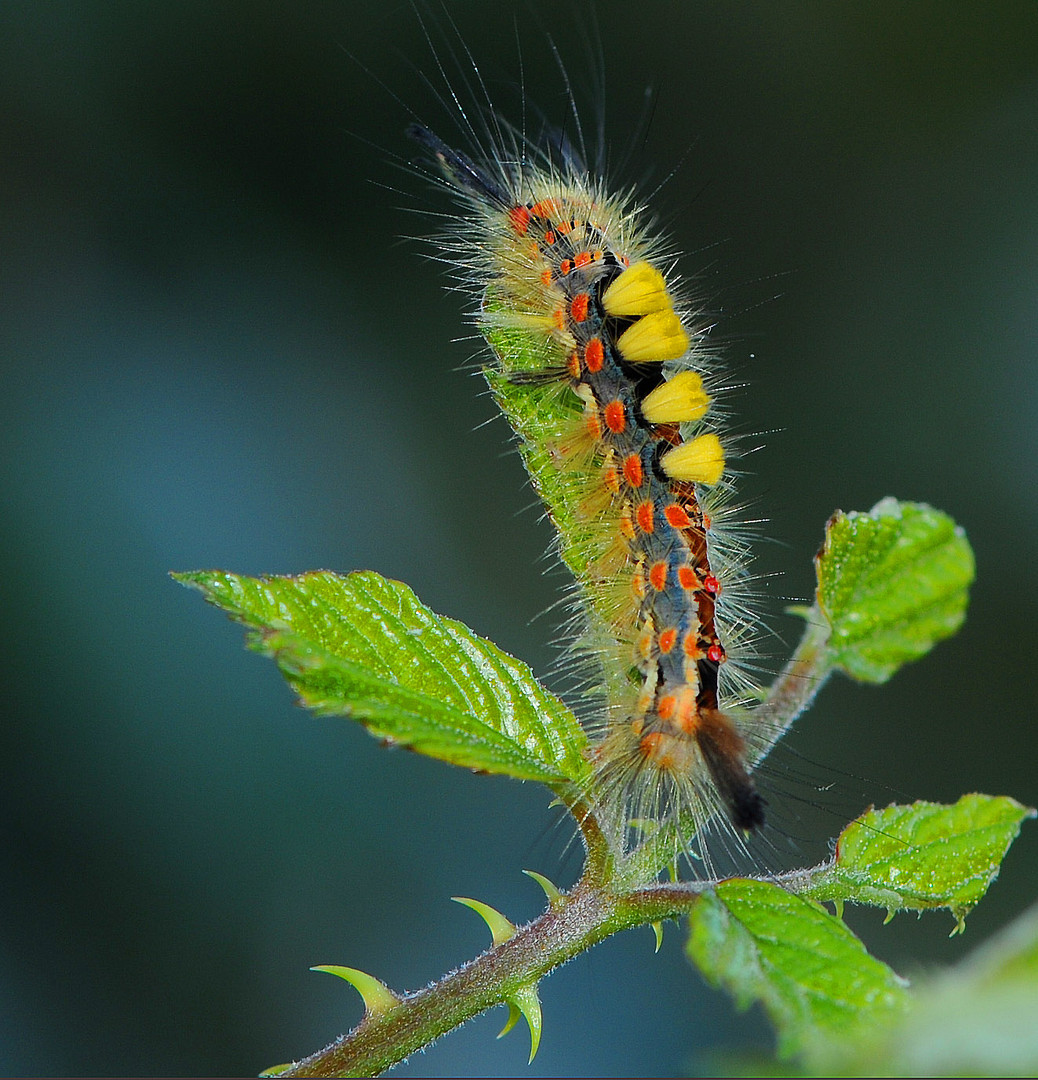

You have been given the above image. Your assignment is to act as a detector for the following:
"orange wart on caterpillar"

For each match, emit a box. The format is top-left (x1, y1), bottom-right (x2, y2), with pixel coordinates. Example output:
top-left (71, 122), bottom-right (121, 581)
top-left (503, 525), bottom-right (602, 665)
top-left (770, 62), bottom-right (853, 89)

top-left (406, 118), bottom-right (768, 865)
top-left (174, 30), bottom-right (1019, 1078)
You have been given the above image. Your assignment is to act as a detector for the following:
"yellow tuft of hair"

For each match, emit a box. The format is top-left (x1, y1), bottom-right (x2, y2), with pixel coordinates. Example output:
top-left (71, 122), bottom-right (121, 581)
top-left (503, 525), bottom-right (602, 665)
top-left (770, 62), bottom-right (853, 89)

top-left (601, 261), bottom-right (671, 317)
top-left (589, 534), bottom-right (631, 580)
top-left (660, 433), bottom-right (725, 485)
top-left (640, 371), bottom-right (711, 425)
top-left (579, 480), bottom-right (615, 521)
top-left (617, 310), bottom-right (690, 363)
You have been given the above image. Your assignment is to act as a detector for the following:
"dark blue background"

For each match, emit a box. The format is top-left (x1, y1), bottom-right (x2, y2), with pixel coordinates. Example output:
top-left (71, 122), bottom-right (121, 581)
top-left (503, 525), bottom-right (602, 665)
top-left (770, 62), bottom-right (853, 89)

top-left (3, 2), bottom-right (1037, 1075)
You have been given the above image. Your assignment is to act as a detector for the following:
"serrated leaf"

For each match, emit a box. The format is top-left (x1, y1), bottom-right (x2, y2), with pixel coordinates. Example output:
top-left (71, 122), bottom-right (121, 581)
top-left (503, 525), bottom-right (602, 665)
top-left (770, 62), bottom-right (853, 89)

top-left (686, 879), bottom-right (909, 1062)
top-left (804, 795), bottom-right (1034, 927)
top-left (816, 498), bottom-right (974, 682)
top-left (174, 569), bottom-right (590, 786)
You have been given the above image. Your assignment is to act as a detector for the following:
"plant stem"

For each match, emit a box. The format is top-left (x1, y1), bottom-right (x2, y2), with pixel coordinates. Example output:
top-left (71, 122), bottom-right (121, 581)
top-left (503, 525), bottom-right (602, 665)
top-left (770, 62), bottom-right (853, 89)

top-left (278, 616), bottom-right (837, 1077)
top-left (752, 608), bottom-right (833, 767)
top-left (280, 876), bottom-right (708, 1078)
top-left (279, 860), bottom-right (834, 1078)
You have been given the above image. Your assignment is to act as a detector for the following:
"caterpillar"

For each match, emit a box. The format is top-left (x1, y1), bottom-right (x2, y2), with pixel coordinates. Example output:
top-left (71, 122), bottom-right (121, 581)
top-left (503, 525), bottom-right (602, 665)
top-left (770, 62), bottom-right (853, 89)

top-left (408, 62), bottom-right (768, 868)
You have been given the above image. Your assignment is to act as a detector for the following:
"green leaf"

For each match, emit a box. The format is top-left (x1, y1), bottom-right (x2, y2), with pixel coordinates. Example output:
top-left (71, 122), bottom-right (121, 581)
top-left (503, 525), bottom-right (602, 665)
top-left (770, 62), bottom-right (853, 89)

top-left (174, 569), bottom-right (590, 786)
top-left (818, 901), bottom-right (1038, 1076)
top-left (815, 498), bottom-right (974, 683)
top-left (804, 795), bottom-right (1034, 929)
top-left (686, 879), bottom-right (909, 1062)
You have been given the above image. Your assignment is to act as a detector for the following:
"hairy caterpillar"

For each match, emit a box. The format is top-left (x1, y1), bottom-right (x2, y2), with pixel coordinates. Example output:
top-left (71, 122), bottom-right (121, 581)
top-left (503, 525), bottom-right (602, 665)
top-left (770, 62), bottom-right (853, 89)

top-left (408, 53), bottom-right (770, 867)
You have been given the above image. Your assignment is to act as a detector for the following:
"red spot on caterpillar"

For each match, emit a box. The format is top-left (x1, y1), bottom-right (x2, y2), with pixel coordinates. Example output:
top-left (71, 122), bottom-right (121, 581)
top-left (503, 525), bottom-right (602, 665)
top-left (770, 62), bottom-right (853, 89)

top-left (623, 453), bottom-right (644, 488)
top-left (675, 690), bottom-right (699, 734)
top-left (649, 560), bottom-right (668, 591)
top-left (635, 500), bottom-right (654, 533)
top-left (632, 564), bottom-right (647, 599)
top-left (408, 117), bottom-right (766, 844)
top-left (508, 205), bottom-right (530, 234)
top-left (604, 400), bottom-right (626, 433)
top-left (585, 337), bottom-right (605, 372)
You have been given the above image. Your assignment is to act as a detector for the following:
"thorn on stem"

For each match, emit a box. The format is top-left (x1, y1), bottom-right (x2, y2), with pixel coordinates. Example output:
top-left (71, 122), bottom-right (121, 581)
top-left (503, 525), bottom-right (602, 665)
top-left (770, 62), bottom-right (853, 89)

top-left (505, 982), bottom-right (543, 1063)
top-left (310, 965), bottom-right (401, 1016)
top-left (523, 869), bottom-right (564, 908)
top-left (452, 896), bottom-right (517, 946)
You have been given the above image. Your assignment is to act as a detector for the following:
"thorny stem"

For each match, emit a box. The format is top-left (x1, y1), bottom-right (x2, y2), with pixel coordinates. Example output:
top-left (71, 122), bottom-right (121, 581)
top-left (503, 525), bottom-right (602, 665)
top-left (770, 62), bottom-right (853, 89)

top-left (277, 610), bottom-right (838, 1078)
top-left (278, 865), bottom-right (831, 1078)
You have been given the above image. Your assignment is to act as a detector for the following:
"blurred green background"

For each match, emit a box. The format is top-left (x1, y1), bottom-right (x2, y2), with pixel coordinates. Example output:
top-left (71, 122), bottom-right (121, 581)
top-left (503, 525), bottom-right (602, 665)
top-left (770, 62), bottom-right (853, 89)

top-left (2, 2), bottom-right (1037, 1075)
